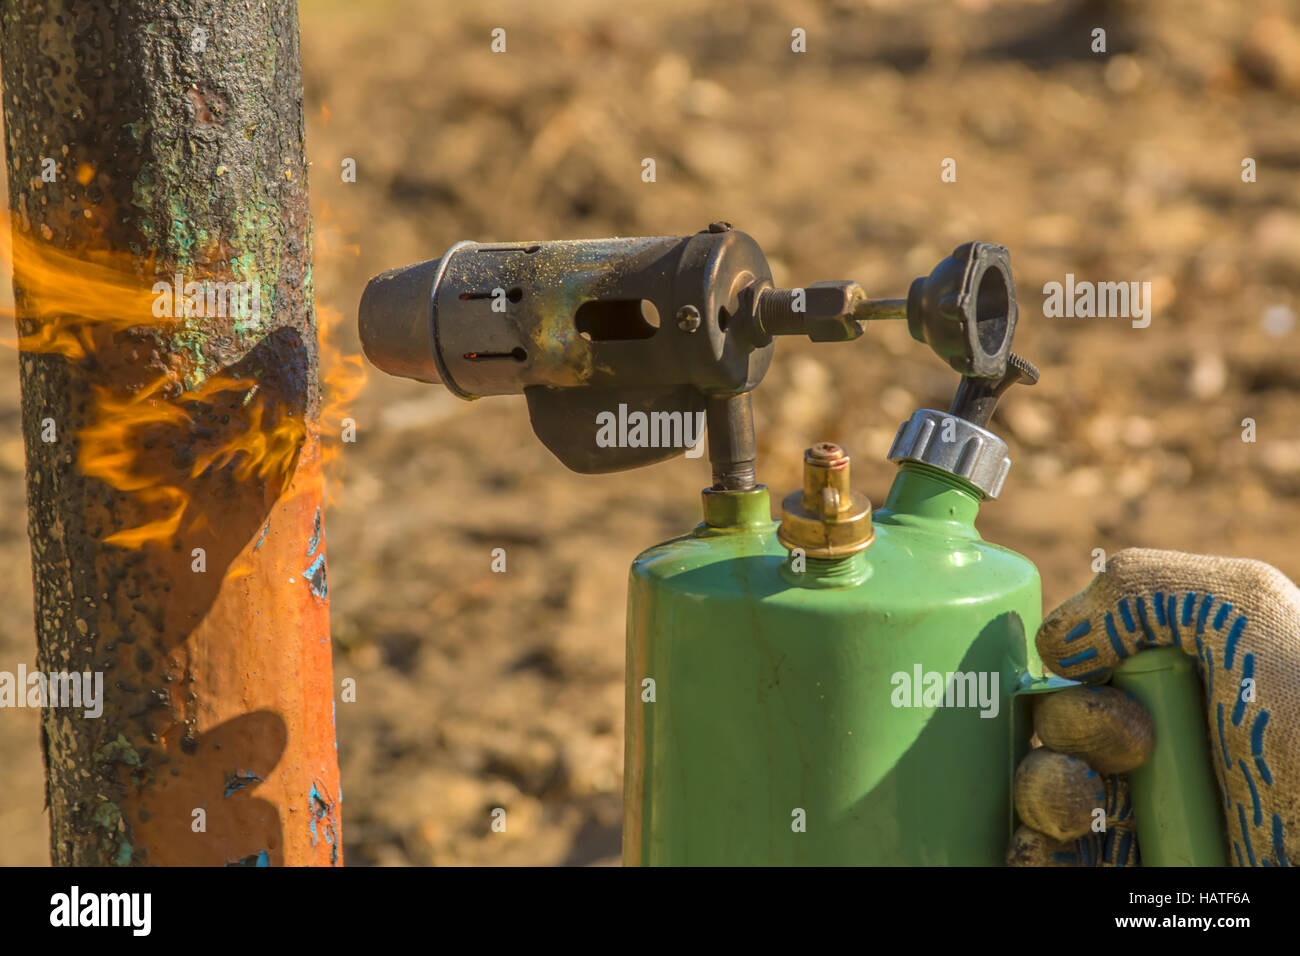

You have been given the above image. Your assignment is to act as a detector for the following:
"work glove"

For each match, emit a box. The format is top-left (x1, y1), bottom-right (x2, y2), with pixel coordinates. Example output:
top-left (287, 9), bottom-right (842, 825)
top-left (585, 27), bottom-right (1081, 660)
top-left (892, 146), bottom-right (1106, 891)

top-left (1007, 549), bottom-right (1300, 867)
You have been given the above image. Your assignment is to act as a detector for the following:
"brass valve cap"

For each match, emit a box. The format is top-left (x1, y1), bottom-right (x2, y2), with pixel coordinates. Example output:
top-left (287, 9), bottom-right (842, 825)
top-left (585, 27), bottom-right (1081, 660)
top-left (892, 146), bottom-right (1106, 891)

top-left (777, 442), bottom-right (874, 559)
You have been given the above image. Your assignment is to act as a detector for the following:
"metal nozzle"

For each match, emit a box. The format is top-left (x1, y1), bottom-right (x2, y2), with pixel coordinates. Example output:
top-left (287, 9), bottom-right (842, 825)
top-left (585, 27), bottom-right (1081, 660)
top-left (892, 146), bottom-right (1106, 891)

top-left (357, 256), bottom-right (450, 385)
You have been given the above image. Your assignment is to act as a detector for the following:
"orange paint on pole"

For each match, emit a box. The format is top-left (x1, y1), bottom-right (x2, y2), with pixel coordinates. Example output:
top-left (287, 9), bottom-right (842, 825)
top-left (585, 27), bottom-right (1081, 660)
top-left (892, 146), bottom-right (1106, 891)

top-left (120, 446), bottom-right (340, 866)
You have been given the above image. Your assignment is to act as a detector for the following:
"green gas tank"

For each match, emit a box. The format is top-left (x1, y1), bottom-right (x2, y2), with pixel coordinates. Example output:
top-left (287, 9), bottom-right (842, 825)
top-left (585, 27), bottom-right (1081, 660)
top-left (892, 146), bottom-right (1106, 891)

top-left (624, 407), bottom-right (1044, 865)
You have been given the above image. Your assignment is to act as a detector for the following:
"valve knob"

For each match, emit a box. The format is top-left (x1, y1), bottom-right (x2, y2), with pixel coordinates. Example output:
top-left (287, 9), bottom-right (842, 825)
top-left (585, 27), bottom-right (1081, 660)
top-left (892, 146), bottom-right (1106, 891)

top-left (906, 241), bottom-right (1017, 379)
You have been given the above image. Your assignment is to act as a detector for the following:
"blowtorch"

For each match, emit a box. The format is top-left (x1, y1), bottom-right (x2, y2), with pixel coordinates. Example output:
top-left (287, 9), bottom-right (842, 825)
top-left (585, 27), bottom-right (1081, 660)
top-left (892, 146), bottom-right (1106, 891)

top-left (358, 224), bottom-right (1221, 865)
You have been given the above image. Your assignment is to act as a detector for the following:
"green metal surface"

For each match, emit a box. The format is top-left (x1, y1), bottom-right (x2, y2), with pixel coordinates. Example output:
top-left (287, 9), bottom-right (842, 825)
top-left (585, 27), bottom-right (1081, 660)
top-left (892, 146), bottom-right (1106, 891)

top-left (1110, 648), bottom-right (1228, 866)
top-left (623, 463), bottom-right (1043, 865)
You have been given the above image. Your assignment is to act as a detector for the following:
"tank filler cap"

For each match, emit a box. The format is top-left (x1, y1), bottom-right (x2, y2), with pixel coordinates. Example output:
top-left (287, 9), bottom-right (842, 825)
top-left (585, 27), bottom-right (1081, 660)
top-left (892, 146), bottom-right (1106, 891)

top-left (777, 443), bottom-right (874, 559)
top-left (887, 411), bottom-right (1012, 499)
top-left (887, 352), bottom-right (1039, 500)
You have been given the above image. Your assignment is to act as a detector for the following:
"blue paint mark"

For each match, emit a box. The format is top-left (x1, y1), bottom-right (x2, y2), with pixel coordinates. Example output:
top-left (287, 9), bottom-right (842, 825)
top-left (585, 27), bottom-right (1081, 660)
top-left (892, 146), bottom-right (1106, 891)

top-left (1234, 842), bottom-right (1245, 866)
top-left (1168, 595), bottom-right (1182, 647)
top-left (1058, 648), bottom-right (1098, 668)
top-left (1203, 646), bottom-right (1214, 698)
top-left (303, 551), bottom-right (328, 600)
top-left (1063, 620), bottom-right (1092, 643)
top-left (1182, 592), bottom-right (1196, 627)
top-left (1274, 815), bottom-right (1289, 867)
top-left (1213, 602), bottom-right (1232, 631)
top-left (1224, 616), bottom-right (1246, 670)
top-left (1154, 592), bottom-right (1166, 627)
top-left (307, 506), bottom-right (322, 557)
top-left (1232, 654), bottom-right (1254, 726)
top-left (309, 780), bottom-right (340, 866)
top-left (224, 770), bottom-right (263, 797)
top-left (1104, 613), bottom-right (1129, 659)
top-left (254, 520), bottom-right (270, 551)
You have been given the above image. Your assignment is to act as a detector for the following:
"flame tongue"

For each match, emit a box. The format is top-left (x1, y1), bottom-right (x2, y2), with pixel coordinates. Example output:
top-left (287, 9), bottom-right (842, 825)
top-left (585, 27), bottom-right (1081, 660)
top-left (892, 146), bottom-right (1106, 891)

top-left (78, 369), bottom-right (307, 549)
top-left (2, 213), bottom-right (365, 553)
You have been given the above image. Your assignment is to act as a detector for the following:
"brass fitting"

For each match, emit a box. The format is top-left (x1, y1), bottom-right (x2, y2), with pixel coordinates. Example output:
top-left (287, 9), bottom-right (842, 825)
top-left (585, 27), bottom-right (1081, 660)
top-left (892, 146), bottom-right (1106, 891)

top-left (777, 442), bottom-right (874, 559)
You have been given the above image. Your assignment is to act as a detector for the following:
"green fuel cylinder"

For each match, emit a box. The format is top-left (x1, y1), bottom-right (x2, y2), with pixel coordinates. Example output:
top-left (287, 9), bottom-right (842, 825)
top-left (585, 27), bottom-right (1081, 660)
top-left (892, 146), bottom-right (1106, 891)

top-left (623, 434), bottom-right (1045, 865)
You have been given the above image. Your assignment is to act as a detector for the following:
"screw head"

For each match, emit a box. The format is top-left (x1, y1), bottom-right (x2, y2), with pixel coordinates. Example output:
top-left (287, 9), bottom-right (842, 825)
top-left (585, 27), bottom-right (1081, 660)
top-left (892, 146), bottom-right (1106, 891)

top-left (707, 220), bottom-right (733, 233)
top-left (676, 304), bottom-right (702, 332)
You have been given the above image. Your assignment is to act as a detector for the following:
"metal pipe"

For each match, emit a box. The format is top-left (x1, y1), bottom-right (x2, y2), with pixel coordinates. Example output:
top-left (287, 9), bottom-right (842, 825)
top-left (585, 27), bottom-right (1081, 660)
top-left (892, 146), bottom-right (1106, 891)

top-left (706, 393), bottom-right (757, 491)
top-left (854, 298), bottom-right (908, 322)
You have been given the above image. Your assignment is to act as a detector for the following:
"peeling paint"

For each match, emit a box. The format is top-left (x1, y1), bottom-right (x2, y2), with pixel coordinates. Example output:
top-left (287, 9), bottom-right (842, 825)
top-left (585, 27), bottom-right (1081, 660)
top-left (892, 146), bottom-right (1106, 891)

top-left (306, 505), bottom-right (322, 556)
top-left (308, 780), bottom-right (340, 866)
top-left (303, 552), bottom-right (327, 600)
top-left (225, 849), bottom-right (270, 867)
top-left (223, 769), bottom-right (263, 797)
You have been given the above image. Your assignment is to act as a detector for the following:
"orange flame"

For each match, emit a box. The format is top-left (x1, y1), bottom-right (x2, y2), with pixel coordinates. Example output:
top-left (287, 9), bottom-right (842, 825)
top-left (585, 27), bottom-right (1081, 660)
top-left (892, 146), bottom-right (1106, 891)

top-left (77, 372), bottom-right (308, 548)
top-left (0, 226), bottom-right (165, 359)
top-left (314, 206), bottom-right (367, 503)
top-left (1, 211), bottom-right (366, 553)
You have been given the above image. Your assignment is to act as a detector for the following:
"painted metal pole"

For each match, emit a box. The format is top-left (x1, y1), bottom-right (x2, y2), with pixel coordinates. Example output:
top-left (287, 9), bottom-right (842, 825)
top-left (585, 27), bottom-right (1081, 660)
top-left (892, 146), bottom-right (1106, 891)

top-left (1, 0), bottom-right (340, 865)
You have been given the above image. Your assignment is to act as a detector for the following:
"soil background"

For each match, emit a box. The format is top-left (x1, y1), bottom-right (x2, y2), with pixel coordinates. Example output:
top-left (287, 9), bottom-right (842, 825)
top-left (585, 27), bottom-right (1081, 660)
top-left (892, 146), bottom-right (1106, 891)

top-left (3, 0), bottom-right (1300, 864)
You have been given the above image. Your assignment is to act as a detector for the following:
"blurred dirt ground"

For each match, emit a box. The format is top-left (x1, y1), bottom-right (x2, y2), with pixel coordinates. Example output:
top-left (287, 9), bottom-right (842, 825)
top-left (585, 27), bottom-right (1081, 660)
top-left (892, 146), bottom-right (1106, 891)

top-left (3, 0), bottom-right (1300, 864)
